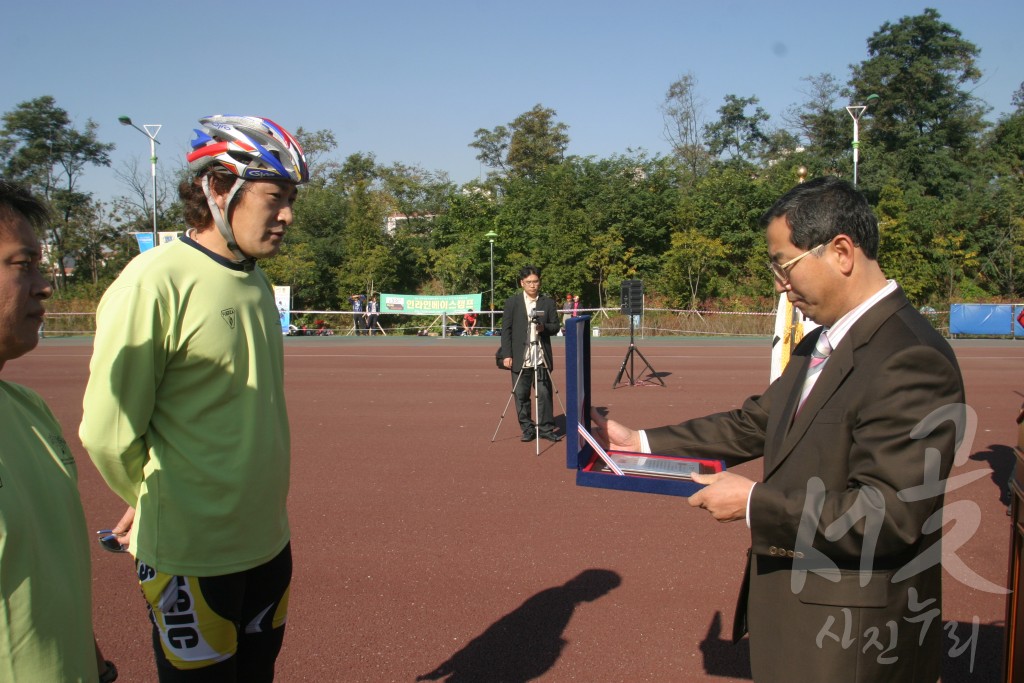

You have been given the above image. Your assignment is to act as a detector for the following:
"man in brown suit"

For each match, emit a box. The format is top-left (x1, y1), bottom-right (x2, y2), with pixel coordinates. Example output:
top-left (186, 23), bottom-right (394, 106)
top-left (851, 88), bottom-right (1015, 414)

top-left (595, 177), bottom-right (964, 682)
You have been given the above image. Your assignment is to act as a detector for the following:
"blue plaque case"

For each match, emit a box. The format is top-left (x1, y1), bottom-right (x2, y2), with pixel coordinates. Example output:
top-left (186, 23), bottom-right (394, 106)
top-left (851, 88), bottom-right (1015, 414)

top-left (564, 315), bottom-right (725, 497)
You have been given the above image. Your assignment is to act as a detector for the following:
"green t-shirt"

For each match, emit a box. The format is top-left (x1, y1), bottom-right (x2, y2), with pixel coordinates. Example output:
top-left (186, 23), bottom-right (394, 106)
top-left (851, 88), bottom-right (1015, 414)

top-left (80, 237), bottom-right (290, 576)
top-left (0, 381), bottom-right (96, 682)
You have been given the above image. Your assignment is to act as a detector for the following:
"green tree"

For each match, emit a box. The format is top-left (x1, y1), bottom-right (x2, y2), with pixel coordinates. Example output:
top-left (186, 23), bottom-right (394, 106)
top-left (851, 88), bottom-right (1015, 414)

top-left (471, 104), bottom-right (569, 180)
top-left (112, 156), bottom-right (179, 236)
top-left (847, 8), bottom-right (988, 197)
top-left (704, 94), bottom-right (770, 166)
top-left (660, 228), bottom-right (728, 309)
top-left (676, 166), bottom-right (779, 299)
top-left (294, 127), bottom-right (339, 183)
top-left (332, 154), bottom-right (391, 301)
top-left (285, 179), bottom-right (348, 309)
top-left (875, 180), bottom-right (959, 303)
top-left (586, 227), bottom-right (634, 310)
top-left (261, 241), bottom-right (320, 305)
top-left (425, 185), bottom-right (499, 306)
top-left (974, 82), bottom-right (1024, 297)
top-left (784, 73), bottom-right (851, 175)
top-left (468, 125), bottom-right (509, 175)
top-left (0, 96), bottom-right (114, 289)
top-left (661, 72), bottom-right (712, 178)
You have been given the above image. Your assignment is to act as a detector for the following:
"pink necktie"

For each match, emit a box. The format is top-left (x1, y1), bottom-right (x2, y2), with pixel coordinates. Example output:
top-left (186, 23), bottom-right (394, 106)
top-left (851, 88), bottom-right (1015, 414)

top-left (797, 330), bottom-right (831, 412)
top-left (809, 331), bottom-right (831, 369)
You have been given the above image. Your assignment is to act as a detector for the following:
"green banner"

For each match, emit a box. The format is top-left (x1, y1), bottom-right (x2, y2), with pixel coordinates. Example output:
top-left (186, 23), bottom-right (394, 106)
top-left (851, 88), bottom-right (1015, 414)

top-left (381, 293), bottom-right (482, 315)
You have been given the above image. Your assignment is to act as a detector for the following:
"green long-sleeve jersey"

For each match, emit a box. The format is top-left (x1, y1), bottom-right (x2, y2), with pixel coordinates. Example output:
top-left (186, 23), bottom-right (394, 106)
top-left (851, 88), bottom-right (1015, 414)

top-left (0, 381), bottom-right (96, 682)
top-left (80, 236), bottom-right (290, 576)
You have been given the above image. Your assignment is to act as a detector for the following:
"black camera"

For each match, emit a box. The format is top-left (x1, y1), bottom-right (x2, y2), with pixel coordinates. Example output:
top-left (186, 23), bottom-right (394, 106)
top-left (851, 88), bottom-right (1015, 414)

top-left (530, 310), bottom-right (546, 324)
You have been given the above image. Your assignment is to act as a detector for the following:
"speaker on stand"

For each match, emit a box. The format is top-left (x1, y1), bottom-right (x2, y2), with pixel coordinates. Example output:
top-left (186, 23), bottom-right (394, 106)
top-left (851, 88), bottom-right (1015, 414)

top-left (613, 279), bottom-right (664, 388)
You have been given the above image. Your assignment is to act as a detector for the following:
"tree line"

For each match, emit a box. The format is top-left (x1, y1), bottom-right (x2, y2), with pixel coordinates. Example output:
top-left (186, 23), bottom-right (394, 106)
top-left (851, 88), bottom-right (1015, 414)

top-left (2, 8), bottom-right (1022, 316)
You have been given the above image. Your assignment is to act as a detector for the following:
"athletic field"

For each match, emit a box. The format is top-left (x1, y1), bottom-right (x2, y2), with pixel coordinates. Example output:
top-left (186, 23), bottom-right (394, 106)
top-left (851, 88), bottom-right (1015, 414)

top-left (7, 335), bottom-right (1020, 682)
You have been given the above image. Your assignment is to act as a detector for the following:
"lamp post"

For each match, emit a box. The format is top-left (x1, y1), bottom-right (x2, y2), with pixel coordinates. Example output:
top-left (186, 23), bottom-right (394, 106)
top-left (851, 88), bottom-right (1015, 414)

top-left (845, 94), bottom-right (878, 187)
top-left (118, 116), bottom-right (162, 242)
top-left (485, 230), bottom-right (498, 333)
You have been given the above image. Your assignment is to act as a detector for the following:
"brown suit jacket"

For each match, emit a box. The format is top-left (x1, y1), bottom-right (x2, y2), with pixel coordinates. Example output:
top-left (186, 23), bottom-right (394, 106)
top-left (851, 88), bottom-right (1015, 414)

top-left (647, 288), bottom-right (964, 682)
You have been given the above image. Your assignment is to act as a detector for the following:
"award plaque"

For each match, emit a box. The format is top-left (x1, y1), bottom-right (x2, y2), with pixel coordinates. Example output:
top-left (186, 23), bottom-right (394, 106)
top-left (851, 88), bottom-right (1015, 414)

top-left (564, 315), bottom-right (725, 498)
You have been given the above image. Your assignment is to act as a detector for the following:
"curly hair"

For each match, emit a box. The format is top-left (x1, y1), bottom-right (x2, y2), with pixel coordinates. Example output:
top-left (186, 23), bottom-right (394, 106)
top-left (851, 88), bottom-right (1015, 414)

top-left (178, 171), bottom-right (249, 229)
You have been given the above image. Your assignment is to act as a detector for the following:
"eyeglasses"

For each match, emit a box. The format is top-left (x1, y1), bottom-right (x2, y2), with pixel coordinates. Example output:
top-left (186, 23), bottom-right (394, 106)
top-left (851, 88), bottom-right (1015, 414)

top-left (522, 279), bottom-right (540, 286)
top-left (769, 243), bottom-right (827, 285)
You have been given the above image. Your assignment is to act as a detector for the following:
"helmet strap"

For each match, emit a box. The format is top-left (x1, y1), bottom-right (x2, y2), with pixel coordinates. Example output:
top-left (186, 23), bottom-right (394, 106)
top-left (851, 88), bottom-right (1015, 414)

top-left (201, 174), bottom-right (256, 270)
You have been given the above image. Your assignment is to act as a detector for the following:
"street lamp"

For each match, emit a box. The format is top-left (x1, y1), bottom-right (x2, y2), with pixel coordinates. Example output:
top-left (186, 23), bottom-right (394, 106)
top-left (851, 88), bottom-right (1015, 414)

top-left (845, 94), bottom-right (878, 187)
top-left (118, 115), bottom-right (162, 242)
top-left (485, 230), bottom-right (498, 333)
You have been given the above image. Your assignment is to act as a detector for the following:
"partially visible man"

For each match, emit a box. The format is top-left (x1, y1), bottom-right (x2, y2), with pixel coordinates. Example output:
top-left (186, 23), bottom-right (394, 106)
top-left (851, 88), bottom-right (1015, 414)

top-left (500, 265), bottom-right (562, 443)
top-left (366, 295), bottom-right (380, 335)
top-left (350, 293), bottom-right (367, 335)
top-left (595, 177), bottom-right (964, 682)
top-left (0, 179), bottom-right (117, 682)
top-left (462, 308), bottom-right (478, 336)
top-left (80, 115), bottom-right (308, 682)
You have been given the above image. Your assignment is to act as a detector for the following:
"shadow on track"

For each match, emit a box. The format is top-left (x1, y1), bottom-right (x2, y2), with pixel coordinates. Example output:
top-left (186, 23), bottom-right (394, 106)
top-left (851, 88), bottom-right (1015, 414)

top-left (417, 569), bottom-right (621, 682)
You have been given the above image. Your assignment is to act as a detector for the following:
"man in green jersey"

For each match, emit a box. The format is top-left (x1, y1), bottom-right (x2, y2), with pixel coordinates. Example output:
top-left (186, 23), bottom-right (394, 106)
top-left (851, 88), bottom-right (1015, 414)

top-left (0, 179), bottom-right (117, 682)
top-left (80, 116), bottom-right (309, 682)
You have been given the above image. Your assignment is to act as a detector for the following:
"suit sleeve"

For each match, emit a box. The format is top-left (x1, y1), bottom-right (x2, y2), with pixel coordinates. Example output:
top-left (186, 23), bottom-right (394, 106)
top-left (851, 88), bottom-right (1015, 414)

top-left (500, 297), bottom-right (515, 361)
top-left (646, 388), bottom-right (775, 467)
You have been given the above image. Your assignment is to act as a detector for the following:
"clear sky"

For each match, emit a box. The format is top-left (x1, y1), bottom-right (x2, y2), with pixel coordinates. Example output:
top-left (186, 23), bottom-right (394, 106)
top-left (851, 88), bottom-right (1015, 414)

top-left (2, 0), bottom-right (1021, 204)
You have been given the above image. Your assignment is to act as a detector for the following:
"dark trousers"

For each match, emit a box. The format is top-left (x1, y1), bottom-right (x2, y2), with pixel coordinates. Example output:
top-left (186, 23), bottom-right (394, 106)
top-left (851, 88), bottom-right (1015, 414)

top-left (512, 367), bottom-right (555, 436)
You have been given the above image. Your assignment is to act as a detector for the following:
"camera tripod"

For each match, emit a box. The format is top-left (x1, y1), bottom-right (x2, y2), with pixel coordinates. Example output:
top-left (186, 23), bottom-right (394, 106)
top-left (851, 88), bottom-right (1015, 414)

top-left (492, 337), bottom-right (565, 455)
top-left (613, 313), bottom-right (665, 388)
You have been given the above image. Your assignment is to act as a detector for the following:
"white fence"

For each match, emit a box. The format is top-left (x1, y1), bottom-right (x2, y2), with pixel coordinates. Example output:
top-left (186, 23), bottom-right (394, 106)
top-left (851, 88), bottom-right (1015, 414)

top-left (42, 307), bottom-right (781, 338)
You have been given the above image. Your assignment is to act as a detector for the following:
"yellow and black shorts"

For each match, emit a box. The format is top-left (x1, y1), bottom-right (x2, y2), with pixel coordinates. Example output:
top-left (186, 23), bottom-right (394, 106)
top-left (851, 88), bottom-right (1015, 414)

top-left (137, 544), bottom-right (291, 682)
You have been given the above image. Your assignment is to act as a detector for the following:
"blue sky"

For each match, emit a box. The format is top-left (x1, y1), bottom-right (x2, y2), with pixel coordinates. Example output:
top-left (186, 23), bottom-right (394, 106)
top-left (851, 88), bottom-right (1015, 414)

top-left (2, 0), bottom-right (1021, 204)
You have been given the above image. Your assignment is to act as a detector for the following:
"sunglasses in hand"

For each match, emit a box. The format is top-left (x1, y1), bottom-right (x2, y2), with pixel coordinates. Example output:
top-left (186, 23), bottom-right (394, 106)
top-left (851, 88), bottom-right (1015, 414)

top-left (96, 529), bottom-right (129, 553)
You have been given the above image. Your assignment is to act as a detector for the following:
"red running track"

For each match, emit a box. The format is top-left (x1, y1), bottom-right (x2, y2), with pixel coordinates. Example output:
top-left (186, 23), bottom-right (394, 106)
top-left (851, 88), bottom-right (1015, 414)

top-left (5, 336), bottom-right (1020, 682)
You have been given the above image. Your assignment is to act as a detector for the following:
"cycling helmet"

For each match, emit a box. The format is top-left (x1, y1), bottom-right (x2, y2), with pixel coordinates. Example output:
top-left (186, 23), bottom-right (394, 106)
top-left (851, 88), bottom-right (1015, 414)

top-left (187, 115), bottom-right (309, 183)
top-left (186, 115), bottom-right (309, 268)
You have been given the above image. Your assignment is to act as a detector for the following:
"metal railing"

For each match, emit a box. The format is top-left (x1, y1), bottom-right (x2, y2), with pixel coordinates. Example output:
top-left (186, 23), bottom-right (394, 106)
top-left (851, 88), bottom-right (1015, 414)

top-left (39, 306), bottom-right (953, 339)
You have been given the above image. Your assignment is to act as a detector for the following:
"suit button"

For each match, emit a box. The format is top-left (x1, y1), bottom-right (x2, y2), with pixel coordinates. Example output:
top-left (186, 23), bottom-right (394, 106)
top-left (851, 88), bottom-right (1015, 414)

top-left (795, 551), bottom-right (805, 559)
top-left (768, 546), bottom-right (777, 556)
top-left (786, 550), bottom-right (795, 558)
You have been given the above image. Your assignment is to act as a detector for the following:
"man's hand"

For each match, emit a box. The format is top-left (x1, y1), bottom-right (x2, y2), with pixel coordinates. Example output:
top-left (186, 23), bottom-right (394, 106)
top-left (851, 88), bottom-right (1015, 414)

top-left (589, 409), bottom-right (642, 452)
top-left (688, 472), bottom-right (755, 522)
top-left (502, 357), bottom-right (512, 369)
top-left (110, 507), bottom-right (135, 551)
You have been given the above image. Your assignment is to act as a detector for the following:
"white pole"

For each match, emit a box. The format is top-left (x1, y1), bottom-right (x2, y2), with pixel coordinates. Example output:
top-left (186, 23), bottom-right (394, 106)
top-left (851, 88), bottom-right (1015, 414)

top-left (119, 117), bottom-right (161, 242)
top-left (846, 105), bottom-right (866, 187)
top-left (845, 96), bottom-right (876, 188)
top-left (149, 135), bottom-right (158, 239)
top-left (489, 238), bottom-right (494, 333)
top-left (143, 125), bottom-right (162, 242)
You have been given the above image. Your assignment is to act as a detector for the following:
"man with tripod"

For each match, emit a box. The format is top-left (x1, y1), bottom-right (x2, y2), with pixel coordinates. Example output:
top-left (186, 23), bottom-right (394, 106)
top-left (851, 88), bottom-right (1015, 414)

top-left (500, 265), bottom-right (563, 443)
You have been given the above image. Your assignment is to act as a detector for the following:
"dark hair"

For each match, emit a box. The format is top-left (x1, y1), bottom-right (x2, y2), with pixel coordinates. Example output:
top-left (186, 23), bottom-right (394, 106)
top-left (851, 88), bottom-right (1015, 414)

top-left (0, 178), bottom-right (49, 230)
top-left (760, 176), bottom-right (879, 259)
top-left (518, 265), bottom-right (541, 281)
top-left (178, 171), bottom-right (248, 229)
